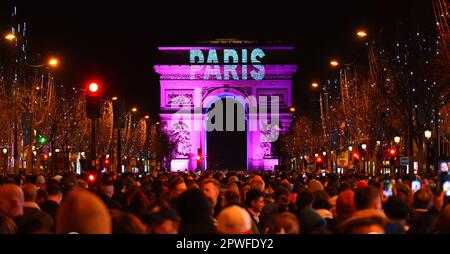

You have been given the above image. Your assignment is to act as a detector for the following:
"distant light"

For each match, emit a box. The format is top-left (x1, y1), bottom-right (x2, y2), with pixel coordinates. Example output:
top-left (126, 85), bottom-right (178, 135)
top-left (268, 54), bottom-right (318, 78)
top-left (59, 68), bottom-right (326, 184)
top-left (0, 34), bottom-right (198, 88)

top-left (4, 33), bottom-right (16, 41)
top-left (112, 96), bottom-right (118, 101)
top-left (424, 130), bottom-right (432, 139)
top-left (311, 82), bottom-right (319, 88)
top-left (48, 57), bottom-right (59, 67)
top-left (88, 82), bottom-right (99, 93)
top-left (356, 30), bottom-right (368, 38)
top-left (361, 144), bottom-right (367, 150)
top-left (55, 149), bottom-right (60, 153)
top-left (314, 153), bottom-right (319, 157)
top-left (131, 107), bottom-right (138, 112)
top-left (88, 174), bottom-right (95, 182)
top-left (348, 146), bottom-right (353, 151)
top-left (330, 60), bottom-right (339, 67)
top-left (394, 136), bottom-right (401, 144)
top-left (144, 115), bottom-right (150, 119)
top-left (2, 148), bottom-right (7, 154)
top-left (290, 107), bottom-right (296, 113)
top-left (322, 151), bottom-right (327, 156)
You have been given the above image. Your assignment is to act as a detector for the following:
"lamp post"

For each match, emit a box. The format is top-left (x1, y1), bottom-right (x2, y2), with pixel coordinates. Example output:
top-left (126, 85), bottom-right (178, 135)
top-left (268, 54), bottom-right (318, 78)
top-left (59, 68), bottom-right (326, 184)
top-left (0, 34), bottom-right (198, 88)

top-left (425, 130), bottom-right (432, 174)
top-left (361, 143), bottom-right (367, 174)
top-left (394, 136), bottom-right (400, 173)
top-left (2, 148), bottom-right (7, 174)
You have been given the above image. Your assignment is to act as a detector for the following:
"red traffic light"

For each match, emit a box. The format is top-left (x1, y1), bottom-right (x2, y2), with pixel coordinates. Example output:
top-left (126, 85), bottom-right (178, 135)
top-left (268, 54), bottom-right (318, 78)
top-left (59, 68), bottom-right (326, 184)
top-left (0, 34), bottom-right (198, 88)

top-left (388, 147), bottom-right (397, 157)
top-left (88, 174), bottom-right (96, 183)
top-left (316, 156), bottom-right (323, 163)
top-left (197, 155), bottom-right (201, 161)
top-left (43, 154), bottom-right (48, 160)
top-left (352, 152), bottom-right (360, 160)
top-left (88, 82), bottom-right (99, 94)
top-left (104, 159), bottom-right (110, 165)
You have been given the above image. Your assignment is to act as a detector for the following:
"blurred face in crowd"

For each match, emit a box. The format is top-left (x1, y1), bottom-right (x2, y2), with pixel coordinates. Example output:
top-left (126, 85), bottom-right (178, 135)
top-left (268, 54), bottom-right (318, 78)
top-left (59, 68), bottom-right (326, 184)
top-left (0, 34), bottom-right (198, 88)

top-left (171, 182), bottom-right (187, 199)
top-left (0, 184), bottom-right (24, 218)
top-left (251, 196), bottom-right (265, 213)
top-left (152, 219), bottom-right (179, 234)
top-left (202, 182), bottom-right (219, 206)
top-left (100, 184), bottom-right (114, 198)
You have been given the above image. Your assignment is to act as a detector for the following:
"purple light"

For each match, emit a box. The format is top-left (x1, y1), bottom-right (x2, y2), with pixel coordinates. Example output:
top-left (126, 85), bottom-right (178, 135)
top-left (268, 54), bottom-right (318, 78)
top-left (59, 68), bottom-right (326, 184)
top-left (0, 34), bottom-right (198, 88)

top-left (158, 46), bottom-right (294, 51)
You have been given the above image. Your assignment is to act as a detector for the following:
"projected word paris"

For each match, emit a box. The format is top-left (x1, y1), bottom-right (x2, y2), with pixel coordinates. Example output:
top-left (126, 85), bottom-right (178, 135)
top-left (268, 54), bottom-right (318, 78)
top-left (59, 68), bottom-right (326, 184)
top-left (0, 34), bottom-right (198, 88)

top-left (190, 48), bottom-right (265, 80)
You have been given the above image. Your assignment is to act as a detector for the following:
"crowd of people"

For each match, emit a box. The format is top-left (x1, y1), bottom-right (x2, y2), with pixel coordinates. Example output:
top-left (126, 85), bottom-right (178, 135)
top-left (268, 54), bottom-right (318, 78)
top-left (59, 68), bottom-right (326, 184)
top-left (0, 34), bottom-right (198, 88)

top-left (0, 169), bottom-right (449, 234)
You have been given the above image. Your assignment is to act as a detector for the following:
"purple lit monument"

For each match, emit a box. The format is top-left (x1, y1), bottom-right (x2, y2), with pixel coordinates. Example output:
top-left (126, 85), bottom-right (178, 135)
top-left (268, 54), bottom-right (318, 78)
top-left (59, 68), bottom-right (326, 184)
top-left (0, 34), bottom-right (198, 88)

top-left (154, 40), bottom-right (297, 171)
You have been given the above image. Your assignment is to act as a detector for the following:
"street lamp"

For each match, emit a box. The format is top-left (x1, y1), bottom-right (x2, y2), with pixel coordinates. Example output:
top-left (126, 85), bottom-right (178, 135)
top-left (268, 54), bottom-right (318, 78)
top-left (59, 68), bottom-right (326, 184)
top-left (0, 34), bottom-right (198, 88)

top-left (356, 30), bottom-right (368, 39)
top-left (330, 60), bottom-right (339, 68)
top-left (112, 96), bottom-right (118, 101)
top-left (131, 107), bottom-right (138, 113)
top-left (424, 130), bottom-right (432, 173)
top-left (2, 148), bottom-right (6, 155)
top-left (48, 57), bottom-right (59, 68)
top-left (144, 115), bottom-right (150, 120)
top-left (289, 107), bottom-right (296, 113)
top-left (311, 82), bottom-right (319, 88)
top-left (394, 136), bottom-right (401, 144)
top-left (424, 130), bottom-right (432, 139)
top-left (361, 144), bottom-right (367, 150)
top-left (4, 33), bottom-right (16, 41)
top-left (348, 146), bottom-right (353, 152)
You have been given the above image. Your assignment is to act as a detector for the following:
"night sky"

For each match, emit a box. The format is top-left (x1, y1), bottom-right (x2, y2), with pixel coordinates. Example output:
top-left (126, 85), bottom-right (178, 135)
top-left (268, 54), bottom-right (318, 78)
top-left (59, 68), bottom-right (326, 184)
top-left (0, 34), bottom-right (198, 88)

top-left (0, 0), bottom-right (435, 119)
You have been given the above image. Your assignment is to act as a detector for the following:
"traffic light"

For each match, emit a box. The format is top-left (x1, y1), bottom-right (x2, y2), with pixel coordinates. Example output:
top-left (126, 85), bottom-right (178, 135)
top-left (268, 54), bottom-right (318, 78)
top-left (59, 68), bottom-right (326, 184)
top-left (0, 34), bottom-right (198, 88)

top-left (352, 152), bottom-right (360, 160)
top-left (43, 154), bottom-right (48, 160)
top-left (38, 135), bottom-right (48, 145)
top-left (316, 156), bottom-right (323, 163)
top-left (86, 82), bottom-right (101, 118)
top-left (388, 147), bottom-right (397, 157)
top-left (88, 173), bottom-right (96, 183)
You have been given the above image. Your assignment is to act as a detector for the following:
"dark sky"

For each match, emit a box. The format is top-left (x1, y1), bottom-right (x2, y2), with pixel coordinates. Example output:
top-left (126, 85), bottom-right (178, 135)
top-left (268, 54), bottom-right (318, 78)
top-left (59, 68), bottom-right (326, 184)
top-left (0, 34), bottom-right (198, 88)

top-left (0, 0), bottom-right (435, 118)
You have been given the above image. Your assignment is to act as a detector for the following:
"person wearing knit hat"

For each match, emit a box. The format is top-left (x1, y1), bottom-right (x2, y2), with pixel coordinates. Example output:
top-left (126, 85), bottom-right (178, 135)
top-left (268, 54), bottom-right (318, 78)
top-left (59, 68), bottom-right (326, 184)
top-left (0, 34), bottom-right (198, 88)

top-left (56, 189), bottom-right (112, 234)
top-left (216, 205), bottom-right (252, 234)
top-left (307, 179), bottom-right (324, 193)
top-left (337, 209), bottom-right (387, 234)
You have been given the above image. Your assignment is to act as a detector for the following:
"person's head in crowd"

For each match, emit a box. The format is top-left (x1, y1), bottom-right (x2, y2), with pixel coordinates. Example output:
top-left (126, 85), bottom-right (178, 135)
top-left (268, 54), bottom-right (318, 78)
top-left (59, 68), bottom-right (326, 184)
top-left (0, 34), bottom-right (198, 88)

top-left (35, 175), bottom-right (46, 189)
top-left (22, 183), bottom-right (38, 203)
top-left (249, 177), bottom-right (265, 192)
top-left (168, 176), bottom-right (187, 200)
top-left (46, 184), bottom-right (63, 204)
top-left (273, 212), bottom-right (300, 234)
top-left (298, 207), bottom-right (327, 234)
top-left (338, 209), bottom-right (387, 234)
top-left (308, 179), bottom-right (324, 193)
top-left (216, 205), bottom-right (252, 234)
top-left (36, 189), bottom-right (48, 206)
top-left (114, 178), bottom-right (126, 193)
top-left (201, 178), bottom-right (220, 207)
top-left (296, 190), bottom-right (315, 212)
top-left (275, 187), bottom-right (292, 212)
top-left (354, 186), bottom-right (382, 211)
top-left (126, 190), bottom-right (151, 218)
top-left (99, 176), bottom-right (115, 199)
top-left (313, 190), bottom-right (331, 211)
top-left (245, 189), bottom-right (265, 213)
top-left (175, 188), bottom-right (216, 234)
top-left (0, 184), bottom-right (24, 218)
top-left (56, 189), bottom-right (111, 234)
top-left (61, 174), bottom-right (78, 194)
top-left (384, 196), bottom-right (410, 222)
top-left (413, 188), bottom-right (433, 210)
top-left (110, 209), bottom-right (146, 234)
top-left (144, 205), bottom-right (180, 234)
top-left (433, 204), bottom-right (450, 233)
top-left (336, 190), bottom-right (356, 217)
top-left (222, 190), bottom-right (241, 207)
top-left (124, 177), bottom-right (136, 192)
